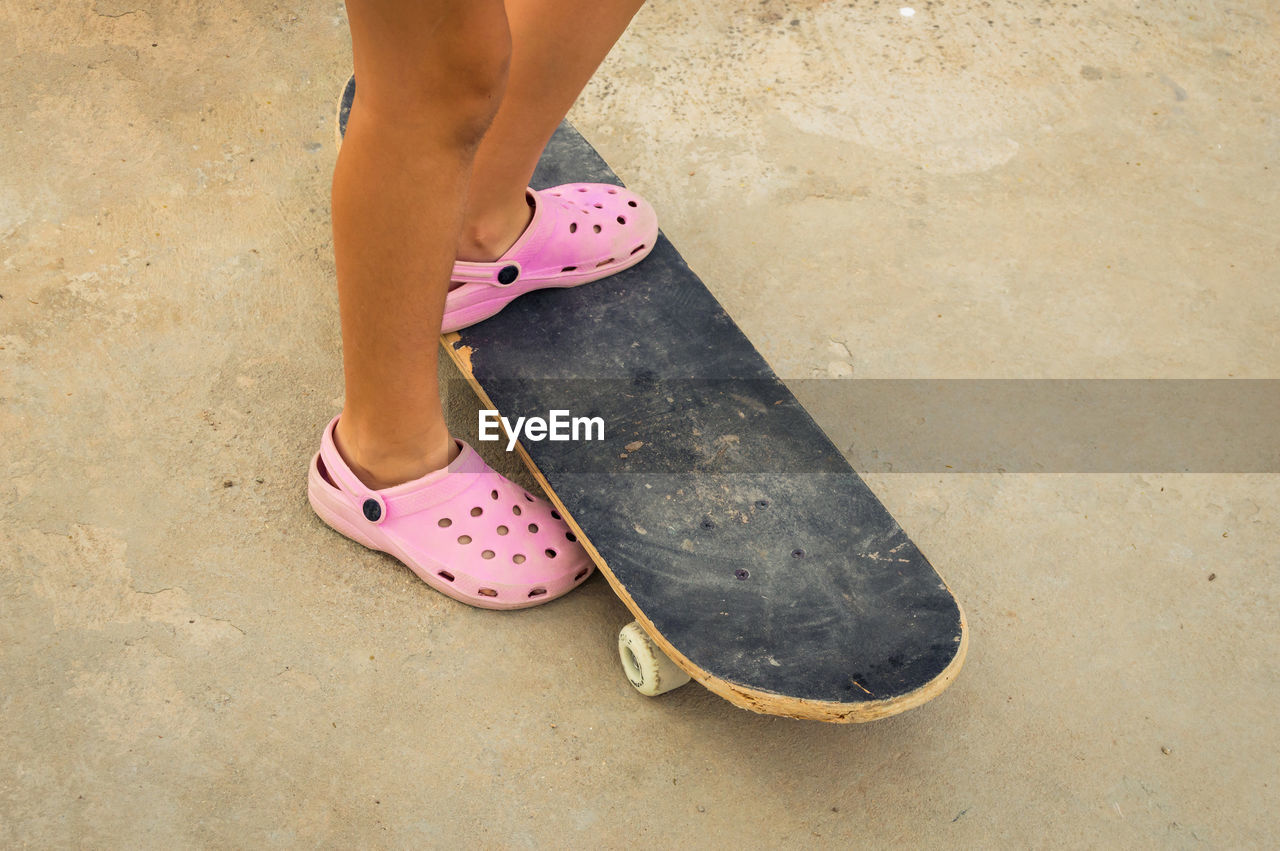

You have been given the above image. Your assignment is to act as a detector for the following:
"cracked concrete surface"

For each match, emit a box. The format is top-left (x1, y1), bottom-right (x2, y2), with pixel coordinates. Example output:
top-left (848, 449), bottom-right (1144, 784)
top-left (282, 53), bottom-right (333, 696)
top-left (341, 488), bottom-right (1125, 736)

top-left (2, 0), bottom-right (1277, 846)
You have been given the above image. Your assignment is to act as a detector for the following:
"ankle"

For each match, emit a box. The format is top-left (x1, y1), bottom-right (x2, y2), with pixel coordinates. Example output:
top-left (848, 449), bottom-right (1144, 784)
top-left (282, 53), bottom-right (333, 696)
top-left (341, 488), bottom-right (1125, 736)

top-left (333, 417), bottom-right (458, 490)
top-left (456, 192), bottom-right (534, 262)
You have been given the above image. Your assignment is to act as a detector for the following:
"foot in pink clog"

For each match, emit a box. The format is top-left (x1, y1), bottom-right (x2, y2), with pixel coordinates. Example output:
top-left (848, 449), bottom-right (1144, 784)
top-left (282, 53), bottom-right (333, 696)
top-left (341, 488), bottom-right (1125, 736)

top-left (307, 416), bottom-right (594, 610)
top-left (444, 183), bottom-right (658, 332)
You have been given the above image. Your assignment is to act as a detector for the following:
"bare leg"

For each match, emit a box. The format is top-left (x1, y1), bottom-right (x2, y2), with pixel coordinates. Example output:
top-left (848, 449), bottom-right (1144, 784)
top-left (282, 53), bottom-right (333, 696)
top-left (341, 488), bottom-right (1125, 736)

top-left (334, 0), bottom-right (510, 488)
top-left (455, 0), bottom-right (647, 262)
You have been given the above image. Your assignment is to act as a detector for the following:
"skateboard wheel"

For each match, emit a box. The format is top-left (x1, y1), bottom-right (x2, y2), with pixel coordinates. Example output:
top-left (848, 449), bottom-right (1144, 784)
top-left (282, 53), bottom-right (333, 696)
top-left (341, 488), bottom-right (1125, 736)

top-left (618, 621), bottom-right (691, 696)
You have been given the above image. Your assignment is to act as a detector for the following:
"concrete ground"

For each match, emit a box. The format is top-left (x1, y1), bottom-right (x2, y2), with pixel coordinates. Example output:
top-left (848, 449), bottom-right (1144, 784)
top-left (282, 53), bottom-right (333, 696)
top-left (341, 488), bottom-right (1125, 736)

top-left (2, 0), bottom-right (1277, 846)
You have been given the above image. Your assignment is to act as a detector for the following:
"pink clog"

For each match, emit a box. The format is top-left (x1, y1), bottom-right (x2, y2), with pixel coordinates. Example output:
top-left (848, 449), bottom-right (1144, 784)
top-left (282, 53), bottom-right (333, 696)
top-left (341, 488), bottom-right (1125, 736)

top-left (308, 416), bottom-right (594, 609)
top-left (444, 183), bottom-right (658, 332)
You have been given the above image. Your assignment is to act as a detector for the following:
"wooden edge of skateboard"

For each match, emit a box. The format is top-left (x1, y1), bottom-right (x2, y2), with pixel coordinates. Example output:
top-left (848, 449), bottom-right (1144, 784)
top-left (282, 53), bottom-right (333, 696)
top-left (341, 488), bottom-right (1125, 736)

top-left (441, 333), bottom-right (969, 723)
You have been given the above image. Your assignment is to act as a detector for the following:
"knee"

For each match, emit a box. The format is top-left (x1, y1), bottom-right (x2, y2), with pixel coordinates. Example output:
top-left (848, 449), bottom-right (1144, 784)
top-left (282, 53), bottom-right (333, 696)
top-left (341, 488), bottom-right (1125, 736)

top-left (353, 6), bottom-right (511, 149)
top-left (428, 15), bottom-right (512, 147)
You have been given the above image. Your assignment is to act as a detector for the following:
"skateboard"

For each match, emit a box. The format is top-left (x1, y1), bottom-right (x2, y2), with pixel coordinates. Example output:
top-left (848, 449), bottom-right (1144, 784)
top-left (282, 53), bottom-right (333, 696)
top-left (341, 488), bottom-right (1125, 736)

top-left (336, 76), bottom-right (967, 722)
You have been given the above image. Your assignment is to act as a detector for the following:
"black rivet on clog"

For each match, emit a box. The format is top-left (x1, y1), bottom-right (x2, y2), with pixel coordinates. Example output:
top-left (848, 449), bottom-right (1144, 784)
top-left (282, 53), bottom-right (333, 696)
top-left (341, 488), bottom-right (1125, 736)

top-left (497, 265), bottom-right (519, 285)
top-left (362, 498), bottom-right (382, 522)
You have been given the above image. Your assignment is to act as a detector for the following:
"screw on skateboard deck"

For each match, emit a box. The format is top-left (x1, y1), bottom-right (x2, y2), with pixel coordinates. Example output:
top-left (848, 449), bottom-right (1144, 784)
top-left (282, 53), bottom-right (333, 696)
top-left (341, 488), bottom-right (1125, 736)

top-left (337, 76), bottom-right (967, 722)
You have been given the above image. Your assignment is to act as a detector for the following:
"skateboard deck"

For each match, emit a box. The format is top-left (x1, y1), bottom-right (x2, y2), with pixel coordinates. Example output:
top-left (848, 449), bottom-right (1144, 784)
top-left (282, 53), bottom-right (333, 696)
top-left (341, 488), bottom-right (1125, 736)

top-left (337, 76), bottom-right (967, 722)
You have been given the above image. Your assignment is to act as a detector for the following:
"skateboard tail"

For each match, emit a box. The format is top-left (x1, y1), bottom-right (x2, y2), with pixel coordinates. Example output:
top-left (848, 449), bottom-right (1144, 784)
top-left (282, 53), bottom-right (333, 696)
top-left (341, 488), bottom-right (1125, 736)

top-left (442, 332), bottom-right (968, 723)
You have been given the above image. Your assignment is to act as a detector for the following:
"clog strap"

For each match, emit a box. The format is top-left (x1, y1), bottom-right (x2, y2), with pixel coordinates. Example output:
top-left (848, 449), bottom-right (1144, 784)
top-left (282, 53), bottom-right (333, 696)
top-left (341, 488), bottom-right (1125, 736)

top-left (450, 259), bottom-right (524, 286)
top-left (318, 416), bottom-right (487, 524)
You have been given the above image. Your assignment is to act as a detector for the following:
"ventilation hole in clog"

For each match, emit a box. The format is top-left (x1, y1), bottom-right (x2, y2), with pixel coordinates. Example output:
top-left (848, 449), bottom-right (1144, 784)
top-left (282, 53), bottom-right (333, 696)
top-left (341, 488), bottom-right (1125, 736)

top-left (524, 493), bottom-right (534, 502)
top-left (481, 550), bottom-right (495, 560)
top-left (595, 257), bottom-right (615, 268)
top-left (513, 554), bottom-right (526, 564)
top-left (617, 216), bottom-right (626, 225)
top-left (545, 548), bottom-right (557, 558)
top-left (627, 200), bottom-right (637, 207)
top-left (528, 587), bottom-right (547, 598)
top-left (438, 518), bottom-right (452, 527)
top-left (552, 192), bottom-right (562, 196)
top-left (569, 222), bottom-right (577, 234)
top-left (528, 523), bottom-right (539, 534)
top-left (478, 588), bottom-right (498, 597)
top-left (551, 509), bottom-right (561, 520)
top-left (561, 265), bottom-right (577, 272)
top-left (574, 569), bottom-right (589, 581)
top-left (496, 525), bottom-right (509, 535)
top-left (593, 203), bottom-right (603, 209)
top-left (512, 505), bottom-right (523, 516)
top-left (577, 187), bottom-right (588, 192)
top-left (490, 489), bottom-right (499, 500)
top-left (630, 244), bottom-right (647, 255)
top-left (470, 506), bottom-right (483, 517)
top-left (438, 570), bottom-right (455, 582)
top-left (566, 531), bottom-right (577, 542)
top-left (592, 224), bottom-right (602, 234)
top-left (457, 535), bottom-right (472, 545)
top-left (607, 188), bottom-right (617, 194)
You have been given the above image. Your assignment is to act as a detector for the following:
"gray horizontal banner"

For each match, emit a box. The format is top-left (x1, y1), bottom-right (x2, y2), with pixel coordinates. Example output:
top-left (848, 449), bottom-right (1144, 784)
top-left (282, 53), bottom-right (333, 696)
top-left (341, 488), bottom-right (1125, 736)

top-left (445, 379), bottom-right (1280, 473)
top-left (792, 379), bottom-right (1279, 473)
